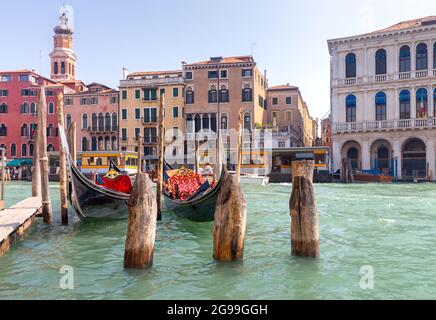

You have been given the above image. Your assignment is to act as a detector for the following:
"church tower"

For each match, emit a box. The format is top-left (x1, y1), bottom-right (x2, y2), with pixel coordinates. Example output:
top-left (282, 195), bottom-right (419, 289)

top-left (49, 5), bottom-right (76, 81)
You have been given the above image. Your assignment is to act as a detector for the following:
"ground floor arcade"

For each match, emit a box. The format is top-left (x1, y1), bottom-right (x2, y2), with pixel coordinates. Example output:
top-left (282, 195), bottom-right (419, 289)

top-left (332, 131), bottom-right (436, 181)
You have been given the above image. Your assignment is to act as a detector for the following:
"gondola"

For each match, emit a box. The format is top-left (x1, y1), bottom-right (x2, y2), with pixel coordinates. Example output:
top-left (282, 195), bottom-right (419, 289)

top-left (162, 162), bottom-right (226, 222)
top-left (60, 125), bottom-right (225, 221)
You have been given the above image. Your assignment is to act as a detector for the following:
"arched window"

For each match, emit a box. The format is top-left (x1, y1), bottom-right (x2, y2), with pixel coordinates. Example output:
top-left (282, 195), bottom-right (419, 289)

top-left (47, 124), bottom-right (54, 137)
top-left (105, 137), bottom-right (111, 150)
top-left (10, 143), bottom-right (16, 157)
top-left (399, 89), bottom-right (411, 119)
top-left (111, 113), bottom-right (117, 131)
top-left (219, 85), bottom-right (229, 102)
top-left (0, 124), bottom-right (7, 136)
top-left (416, 43), bottom-right (428, 71)
top-left (208, 85), bottom-right (217, 103)
top-left (47, 144), bottom-right (54, 152)
top-left (375, 92), bottom-right (387, 121)
top-left (98, 137), bottom-right (104, 151)
top-left (92, 113), bottom-right (97, 131)
top-left (202, 114), bottom-right (209, 130)
top-left (186, 114), bottom-right (193, 133)
top-left (345, 53), bottom-right (356, 78)
top-left (98, 113), bottom-right (104, 131)
top-left (21, 144), bottom-right (27, 157)
top-left (210, 114), bottom-right (217, 132)
top-left (345, 94), bottom-right (356, 123)
top-left (21, 102), bottom-right (29, 113)
top-left (111, 136), bottom-right (117, 150)
top-left (416, 88), bottom-right (428, 118)
top-left (30, 102), bottom-right (36, 114)
top-left (30, 123), bottom-right (37, 138)
top-left (242, 84), bottom-right (252, 102)
top-left (434, 42), bottom-right (436, 69)
top-left (29, 144), bottom-right (34, 157)
top-left (61, 62), bottom-right (65, 74)
top-left (433, 88), bottom-right (436, 117)
top-left (0, 103), bottom-right (7, 113)
top-left (194, 114), bottom-right (201, 133)
top-left (82, 137), bottom-right (88, 151)
top-left (375, 49), bottom-right (387, 75)
top-left (105, 113), bottom-right (111, 131)
top-left (91, 137), bottom-right (97, 151)
top-left (399, 45), bottom-right (411, 72)
top-left (48, 102), bottom-right (54, 114)
top-left (82, 114), bottom-right (88, 129)
top-left (221, 114), bottom-right (227, 130)
top-left (244, 113), bottom-right (251, 130)
top-left (54, 62), bottom-right (58, 75)
top-left (66, 114), bottom-right (72, 128)
top-left (185, 87), bottom-right (194, 104)
top-left (21, 123), bottom-right (28, 137)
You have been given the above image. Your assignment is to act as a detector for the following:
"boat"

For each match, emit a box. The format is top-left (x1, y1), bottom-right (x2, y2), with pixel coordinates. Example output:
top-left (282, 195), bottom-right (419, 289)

top-left (228, 171), bottom-right (269, 185)
top-left (68, 156), bottom-right (130, 220)
top-left (162, 162), bottom-right (226, 222)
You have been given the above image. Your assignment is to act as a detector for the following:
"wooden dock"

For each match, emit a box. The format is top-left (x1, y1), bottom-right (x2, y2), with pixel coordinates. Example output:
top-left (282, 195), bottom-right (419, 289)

top-left (0, 197), bottom-right (42, 256)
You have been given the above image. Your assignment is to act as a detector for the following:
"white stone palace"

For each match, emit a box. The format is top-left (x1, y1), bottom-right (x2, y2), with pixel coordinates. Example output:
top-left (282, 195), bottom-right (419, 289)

top-left (328, 16), bottom-right (436, 181)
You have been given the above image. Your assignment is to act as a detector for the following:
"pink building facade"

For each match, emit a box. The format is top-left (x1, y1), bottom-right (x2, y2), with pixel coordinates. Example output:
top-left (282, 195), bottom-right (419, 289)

top-left (64, 83), bottom-right (119, 152)
top-left (0, 70), bottom-right (74, 159)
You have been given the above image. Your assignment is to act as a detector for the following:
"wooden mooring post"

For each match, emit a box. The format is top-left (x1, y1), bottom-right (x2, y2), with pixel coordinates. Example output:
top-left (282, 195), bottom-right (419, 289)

top-left (137, 134), bottom-right (142, 173)
top-left (67, 122), bottom-right (77, 164)
top-left (124, 172), bottom-right (157, 269)
top-left (37, 87), bottom-right (52, 224)
top-left (156, 94), bottom-right (165, 221)
top-left (0, 148), bottom-right (5, 210)
top-left (235, 110), bottom-right (243, 183)
top-left (57, 93), bottom-right (68, 224)
top-left (31, 121), bottom-right (41, 197)
top-left (290, 160), bottom-right (319, 258)
top-left (213, 113), bottom-right (246, 262)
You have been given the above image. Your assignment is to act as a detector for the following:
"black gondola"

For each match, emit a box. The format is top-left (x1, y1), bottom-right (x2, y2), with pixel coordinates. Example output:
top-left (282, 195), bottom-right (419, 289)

top-left (60, 125), bottom-right (225, 221)
top-left (162, 162), bottom-right (226, 221)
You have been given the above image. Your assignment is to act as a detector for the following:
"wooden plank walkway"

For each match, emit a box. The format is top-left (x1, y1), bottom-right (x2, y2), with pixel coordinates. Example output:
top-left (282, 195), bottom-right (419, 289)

top-left (0, 197), bottom-right (42, 256)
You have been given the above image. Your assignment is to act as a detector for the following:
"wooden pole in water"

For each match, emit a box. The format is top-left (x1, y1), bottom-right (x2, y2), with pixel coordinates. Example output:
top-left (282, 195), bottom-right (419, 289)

top-left (213, 173), bottom-right (247, 261)
top-left (156, 93), bottom-right (165, 221)
top-left (137, 134), bottom-right (142, 173)
top-left (67, 122), bottom-right (77, 164)
top-left (124, 172), bottom-right (157, 269)
top-left (194, 139), bottom-right (200, 173)
top-left (57, 92), bottom-right (68, 224)
top-left (32, 122), bottom-right (41, 197)
top-left (0, 148), bottom-right (5, 210)
top-left (37, 87), bottom-right (52, 224)
top-left (235, 109), bottom-right (243, 183)
top-left (290, 160), bottom-right (319, 258)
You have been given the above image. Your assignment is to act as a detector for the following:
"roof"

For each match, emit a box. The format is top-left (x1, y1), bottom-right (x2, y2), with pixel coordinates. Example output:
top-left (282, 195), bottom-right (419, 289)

top-left (267, 85), bottom-right (299, 91)
top-left (0, 69), bottom-right (35, 74)
top-left (185, 55), bottom-right (254, 66)
top-left (368, 16), bottom-right (436, 34)
top-left (127, 70), bottom-right (182, 77)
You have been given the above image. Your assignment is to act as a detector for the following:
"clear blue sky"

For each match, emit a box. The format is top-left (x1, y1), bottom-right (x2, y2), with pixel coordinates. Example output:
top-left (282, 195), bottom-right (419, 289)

top-left (1, 0), bottom-right (435, 120)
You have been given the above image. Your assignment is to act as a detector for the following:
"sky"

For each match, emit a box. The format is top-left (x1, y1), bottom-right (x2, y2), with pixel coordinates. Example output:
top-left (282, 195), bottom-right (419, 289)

top-left (1, 0), bottom-right (436, 120)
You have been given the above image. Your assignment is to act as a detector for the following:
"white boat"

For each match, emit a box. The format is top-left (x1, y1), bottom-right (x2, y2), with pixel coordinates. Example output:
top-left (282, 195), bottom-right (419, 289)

top-left (228, 171), bottom-right (269, 185)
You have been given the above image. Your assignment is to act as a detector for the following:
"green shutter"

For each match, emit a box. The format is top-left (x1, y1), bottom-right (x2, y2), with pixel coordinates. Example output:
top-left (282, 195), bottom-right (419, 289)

top-left (173, 87), bottom-right (178, 97)
top-left (151, 89), bottom-right (157, 100)
top-left (135, 90), bottom-right (140, 99)
top-left (122, 90), bottom-right (127, 100)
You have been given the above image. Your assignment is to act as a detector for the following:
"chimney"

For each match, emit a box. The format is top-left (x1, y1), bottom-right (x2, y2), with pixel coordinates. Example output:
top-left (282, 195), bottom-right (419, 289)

top-left (122, 67), bottom-right (128, 80)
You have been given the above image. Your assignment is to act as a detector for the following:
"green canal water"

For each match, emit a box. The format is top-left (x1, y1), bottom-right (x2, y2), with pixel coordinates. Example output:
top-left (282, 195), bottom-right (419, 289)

top-left (1, 181), bottom-right (436, 299)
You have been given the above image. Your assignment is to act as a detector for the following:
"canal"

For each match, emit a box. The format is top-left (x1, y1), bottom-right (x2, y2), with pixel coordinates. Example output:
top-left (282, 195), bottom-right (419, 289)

top-left (1, 181), bottom-right (436, 299)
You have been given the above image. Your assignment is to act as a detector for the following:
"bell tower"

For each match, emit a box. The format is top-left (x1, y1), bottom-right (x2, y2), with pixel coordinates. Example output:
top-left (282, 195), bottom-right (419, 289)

top-left (49, 5), bottom-right (76, 81)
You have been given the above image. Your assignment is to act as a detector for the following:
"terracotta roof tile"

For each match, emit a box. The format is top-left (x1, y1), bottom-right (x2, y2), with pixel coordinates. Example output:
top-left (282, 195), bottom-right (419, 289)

top-left (128, 70), bottom-right (182, 77)
top-left (368, 16), bottom-right (436, 34)
top-left (268, 84), bottom-right (299, 91)
top-left (186, 55), bottom-right (254, 66)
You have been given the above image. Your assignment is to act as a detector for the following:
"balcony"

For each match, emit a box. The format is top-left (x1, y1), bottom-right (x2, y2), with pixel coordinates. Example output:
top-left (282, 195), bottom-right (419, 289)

top-left (88, 126), bottom-right (118, 134)
top-left (333, 117), bottom-right (436, 133)
top-left (335, 69), bottom-right (436, 87)
top-left (142, 117), bottom-right (157, 125)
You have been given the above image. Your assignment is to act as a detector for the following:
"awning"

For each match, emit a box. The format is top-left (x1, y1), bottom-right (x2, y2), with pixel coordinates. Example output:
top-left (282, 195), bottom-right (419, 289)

top-left (6, 158), bottom-right (33, 167)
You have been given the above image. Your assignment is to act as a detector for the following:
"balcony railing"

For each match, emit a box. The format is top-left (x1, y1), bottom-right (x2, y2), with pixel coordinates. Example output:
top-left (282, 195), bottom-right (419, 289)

top-left (334, 117), bottom-right (436, 133)
top-left (335, 69), bottom-right (436, 87)
top-left (119, 77), bottom-right (183, 87)
top-left (88, 126), bottom-right (118, 133)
